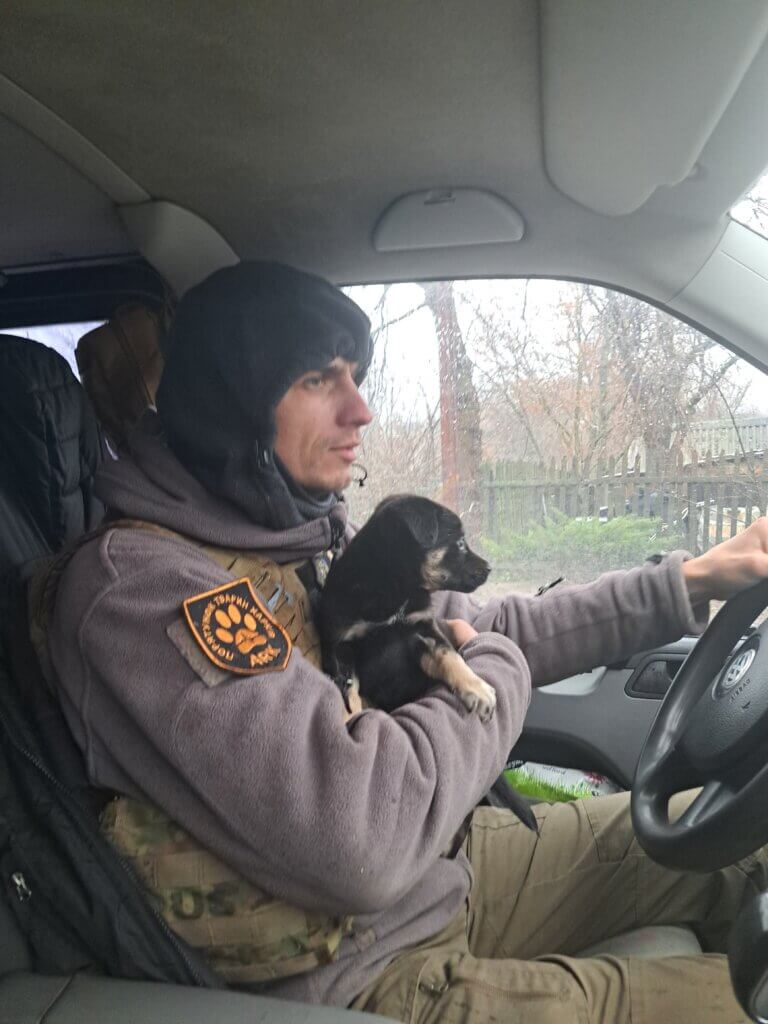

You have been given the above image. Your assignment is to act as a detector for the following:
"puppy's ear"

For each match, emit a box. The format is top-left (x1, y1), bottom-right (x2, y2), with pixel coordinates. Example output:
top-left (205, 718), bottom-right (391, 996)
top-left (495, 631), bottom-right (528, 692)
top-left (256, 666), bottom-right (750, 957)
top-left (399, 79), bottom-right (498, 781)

top-left (404, 504), bottom-right (439, 548)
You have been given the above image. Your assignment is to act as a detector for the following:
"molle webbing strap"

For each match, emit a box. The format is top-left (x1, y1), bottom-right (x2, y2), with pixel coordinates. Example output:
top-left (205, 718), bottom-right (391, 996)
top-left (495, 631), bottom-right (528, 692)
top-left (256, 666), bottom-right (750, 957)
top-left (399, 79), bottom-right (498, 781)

top-left (194, 542), bottom-right (323, 668)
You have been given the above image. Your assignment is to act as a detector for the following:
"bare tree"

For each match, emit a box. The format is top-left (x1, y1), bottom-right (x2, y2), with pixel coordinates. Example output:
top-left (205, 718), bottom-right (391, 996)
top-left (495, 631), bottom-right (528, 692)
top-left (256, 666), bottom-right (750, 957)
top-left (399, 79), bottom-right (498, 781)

top-left (466, 283), bottom-right (749, 475)
top-left (421, 281), bottom-right (483, 534)
top-left (597, 289), bottom-right (743, 454)
top-left (347, 289), bottom-right (440, 524)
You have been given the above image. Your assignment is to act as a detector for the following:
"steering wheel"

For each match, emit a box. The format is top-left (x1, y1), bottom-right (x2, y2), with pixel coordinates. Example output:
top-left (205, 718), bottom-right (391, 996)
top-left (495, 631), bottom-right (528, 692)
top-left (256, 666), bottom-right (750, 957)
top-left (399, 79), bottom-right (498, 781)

top-left (632, 577), bottom-right (768, 872)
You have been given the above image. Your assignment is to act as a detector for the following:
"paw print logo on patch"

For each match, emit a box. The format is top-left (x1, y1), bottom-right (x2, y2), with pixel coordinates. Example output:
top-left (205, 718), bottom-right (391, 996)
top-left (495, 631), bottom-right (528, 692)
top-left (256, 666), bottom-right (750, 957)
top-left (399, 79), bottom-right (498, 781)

top-left (214, 604), bottom-right (267, 655)
top-left (183, 578), bottom-right (292, 676)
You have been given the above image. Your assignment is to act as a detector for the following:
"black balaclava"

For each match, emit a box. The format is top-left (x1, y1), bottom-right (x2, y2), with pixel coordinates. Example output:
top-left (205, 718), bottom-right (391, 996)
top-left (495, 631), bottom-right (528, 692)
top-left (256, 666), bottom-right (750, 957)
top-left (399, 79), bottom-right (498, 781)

top-left (156, 261), bottom-right (372, 531)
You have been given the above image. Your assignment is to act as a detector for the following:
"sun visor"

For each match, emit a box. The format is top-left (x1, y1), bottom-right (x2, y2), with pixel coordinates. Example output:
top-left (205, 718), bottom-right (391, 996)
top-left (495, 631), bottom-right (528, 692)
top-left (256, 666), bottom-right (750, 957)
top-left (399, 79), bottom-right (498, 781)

top-left (373, 189), bottom-right (524, 252)
top-left (541, 0), bottom-right (768, 216)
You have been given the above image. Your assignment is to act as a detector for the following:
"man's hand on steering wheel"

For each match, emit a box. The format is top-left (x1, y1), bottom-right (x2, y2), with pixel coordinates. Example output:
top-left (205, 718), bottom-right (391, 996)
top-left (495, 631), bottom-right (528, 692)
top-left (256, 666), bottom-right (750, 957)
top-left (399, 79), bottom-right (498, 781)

top-left (632, 516), bottom-right (768, 872)
top-left (683, 517), bottom-right (768, 602)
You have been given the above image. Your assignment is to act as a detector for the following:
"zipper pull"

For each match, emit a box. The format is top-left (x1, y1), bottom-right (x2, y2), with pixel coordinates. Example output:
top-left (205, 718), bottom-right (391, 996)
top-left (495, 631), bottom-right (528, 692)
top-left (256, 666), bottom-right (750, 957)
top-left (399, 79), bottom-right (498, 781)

top-left (11, 871), bottom-right (31, 902)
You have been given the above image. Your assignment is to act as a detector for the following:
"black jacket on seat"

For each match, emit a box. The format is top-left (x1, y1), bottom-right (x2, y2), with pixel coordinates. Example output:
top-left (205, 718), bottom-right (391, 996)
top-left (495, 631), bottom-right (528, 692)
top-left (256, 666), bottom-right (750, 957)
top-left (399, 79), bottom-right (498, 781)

top-left (0, 334), bottom-right (104, 576)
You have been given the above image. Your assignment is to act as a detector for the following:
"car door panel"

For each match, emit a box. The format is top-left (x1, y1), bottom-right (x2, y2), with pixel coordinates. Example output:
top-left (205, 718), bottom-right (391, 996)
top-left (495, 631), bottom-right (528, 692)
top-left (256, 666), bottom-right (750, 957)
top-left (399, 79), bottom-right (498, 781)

top-left (510, 638), bottom-right (698, 789)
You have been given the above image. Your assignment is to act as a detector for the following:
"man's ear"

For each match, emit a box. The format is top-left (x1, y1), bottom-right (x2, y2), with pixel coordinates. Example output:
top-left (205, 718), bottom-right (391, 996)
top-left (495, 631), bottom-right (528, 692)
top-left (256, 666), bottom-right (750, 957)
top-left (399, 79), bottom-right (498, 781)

top-left (403, 504), bottom-right (439, 549)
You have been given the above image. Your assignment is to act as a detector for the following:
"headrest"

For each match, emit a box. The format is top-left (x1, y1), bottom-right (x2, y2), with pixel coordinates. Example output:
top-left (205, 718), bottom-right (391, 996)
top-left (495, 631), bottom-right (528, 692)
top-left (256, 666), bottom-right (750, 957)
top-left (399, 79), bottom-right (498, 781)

top-left (76, 304), bottom-right (167, 450)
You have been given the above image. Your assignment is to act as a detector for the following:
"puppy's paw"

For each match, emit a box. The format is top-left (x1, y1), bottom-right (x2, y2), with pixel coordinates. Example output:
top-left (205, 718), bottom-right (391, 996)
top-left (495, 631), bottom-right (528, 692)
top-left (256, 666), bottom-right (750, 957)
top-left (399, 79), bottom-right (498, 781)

top-left (420, 645), bottom-right (497, 722)
top-left (458, 678), bottom-right (496, 722)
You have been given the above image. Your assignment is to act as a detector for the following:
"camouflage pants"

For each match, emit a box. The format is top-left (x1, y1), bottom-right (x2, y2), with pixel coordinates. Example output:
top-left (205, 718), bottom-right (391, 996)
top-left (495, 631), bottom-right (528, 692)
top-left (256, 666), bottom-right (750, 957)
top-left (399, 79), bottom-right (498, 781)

top-left (350, 792), bottom-right (767, 1023)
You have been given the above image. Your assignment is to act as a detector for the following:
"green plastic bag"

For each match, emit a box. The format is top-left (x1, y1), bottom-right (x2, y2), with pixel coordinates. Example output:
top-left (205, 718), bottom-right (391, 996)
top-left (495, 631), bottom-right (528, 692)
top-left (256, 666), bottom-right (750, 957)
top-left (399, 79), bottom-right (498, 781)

top-left (504, 760), bottom-right (621, 804)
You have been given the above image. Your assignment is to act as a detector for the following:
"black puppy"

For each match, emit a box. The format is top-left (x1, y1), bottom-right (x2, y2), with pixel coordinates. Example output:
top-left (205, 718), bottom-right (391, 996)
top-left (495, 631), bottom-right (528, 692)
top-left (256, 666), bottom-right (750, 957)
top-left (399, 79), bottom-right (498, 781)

top-left (319, 494), bottom-right (537, 832)
top-left (320, 494), bottom-right (494, 716)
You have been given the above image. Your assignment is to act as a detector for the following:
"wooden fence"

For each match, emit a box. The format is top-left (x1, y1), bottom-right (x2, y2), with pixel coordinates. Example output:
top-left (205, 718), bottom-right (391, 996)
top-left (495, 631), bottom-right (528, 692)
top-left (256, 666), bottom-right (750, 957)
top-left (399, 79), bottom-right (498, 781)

top-left (481, 448), bottom-right (768, 554)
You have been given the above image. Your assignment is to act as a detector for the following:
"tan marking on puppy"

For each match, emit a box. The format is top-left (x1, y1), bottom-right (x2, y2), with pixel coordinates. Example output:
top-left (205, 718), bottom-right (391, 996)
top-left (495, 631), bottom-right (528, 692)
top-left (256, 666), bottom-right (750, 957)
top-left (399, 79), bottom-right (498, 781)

top-left (405, 609), bottom-right (436, 626)
top-left (340, 620), bottom-right (378, 642)
top-left (421, 548), bottom-right (449, 589)
top-left (341, 675), bottom-right (365, 722)
top-left (419, 645), bottom-right (496, 722)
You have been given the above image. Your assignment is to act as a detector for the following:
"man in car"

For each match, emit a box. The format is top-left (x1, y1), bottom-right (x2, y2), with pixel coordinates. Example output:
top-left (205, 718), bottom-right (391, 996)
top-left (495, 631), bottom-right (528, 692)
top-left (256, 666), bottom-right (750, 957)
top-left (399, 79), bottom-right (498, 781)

top-left (47, 261), bottom-right (768, 1023)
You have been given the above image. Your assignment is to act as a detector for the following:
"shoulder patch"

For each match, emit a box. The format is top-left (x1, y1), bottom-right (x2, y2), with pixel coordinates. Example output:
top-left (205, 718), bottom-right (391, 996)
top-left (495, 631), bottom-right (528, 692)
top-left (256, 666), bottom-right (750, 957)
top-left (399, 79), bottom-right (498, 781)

top-left (182, 578), bottom-right (292, 675)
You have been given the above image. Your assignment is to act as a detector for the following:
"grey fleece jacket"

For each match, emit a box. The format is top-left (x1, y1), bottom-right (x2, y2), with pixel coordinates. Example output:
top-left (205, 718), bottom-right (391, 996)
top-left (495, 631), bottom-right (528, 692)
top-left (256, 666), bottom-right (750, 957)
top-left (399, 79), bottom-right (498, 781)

top-left (46, 426), bottom-right (708, 1008)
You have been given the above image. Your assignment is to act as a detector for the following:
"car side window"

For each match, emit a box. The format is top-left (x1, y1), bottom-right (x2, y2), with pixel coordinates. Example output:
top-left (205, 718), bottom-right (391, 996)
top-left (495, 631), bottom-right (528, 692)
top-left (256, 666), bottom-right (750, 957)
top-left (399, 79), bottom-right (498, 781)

top-left (345, 280), bottom-right (768, 610)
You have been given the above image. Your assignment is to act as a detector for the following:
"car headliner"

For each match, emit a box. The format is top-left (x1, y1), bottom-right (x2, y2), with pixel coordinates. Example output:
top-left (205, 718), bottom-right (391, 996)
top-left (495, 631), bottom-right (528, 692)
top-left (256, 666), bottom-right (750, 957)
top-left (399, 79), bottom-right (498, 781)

top-left (2, 2), bottom-right (768, 366)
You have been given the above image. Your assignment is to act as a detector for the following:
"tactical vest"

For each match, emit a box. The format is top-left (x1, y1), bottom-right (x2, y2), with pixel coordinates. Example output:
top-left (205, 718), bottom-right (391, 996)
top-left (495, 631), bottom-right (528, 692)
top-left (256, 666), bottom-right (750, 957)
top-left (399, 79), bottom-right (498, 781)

top-left (32, 520), bottom-right (353, 986)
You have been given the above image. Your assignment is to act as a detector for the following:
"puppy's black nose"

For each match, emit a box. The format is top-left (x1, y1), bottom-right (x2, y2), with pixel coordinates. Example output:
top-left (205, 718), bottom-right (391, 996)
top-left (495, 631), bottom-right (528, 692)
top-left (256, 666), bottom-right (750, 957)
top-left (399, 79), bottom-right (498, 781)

top-left (472, 560), bottom-right (491, 584)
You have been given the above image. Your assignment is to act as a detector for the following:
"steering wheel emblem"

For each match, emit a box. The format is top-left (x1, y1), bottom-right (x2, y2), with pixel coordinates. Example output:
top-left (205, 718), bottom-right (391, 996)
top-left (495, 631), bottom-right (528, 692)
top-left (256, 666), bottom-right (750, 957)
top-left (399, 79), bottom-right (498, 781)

top-left (714, 647), bottom-right (757, 700)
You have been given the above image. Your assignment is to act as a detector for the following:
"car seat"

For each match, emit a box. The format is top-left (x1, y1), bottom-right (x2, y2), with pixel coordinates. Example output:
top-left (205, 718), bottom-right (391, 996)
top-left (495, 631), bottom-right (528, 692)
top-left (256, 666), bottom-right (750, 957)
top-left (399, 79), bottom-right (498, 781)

top-left (0, 333), bottom-right (104, 577)
top-left (75, 303), bottom-right (166, 451)
top-left (0, 333), bottom-right (106, 982)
